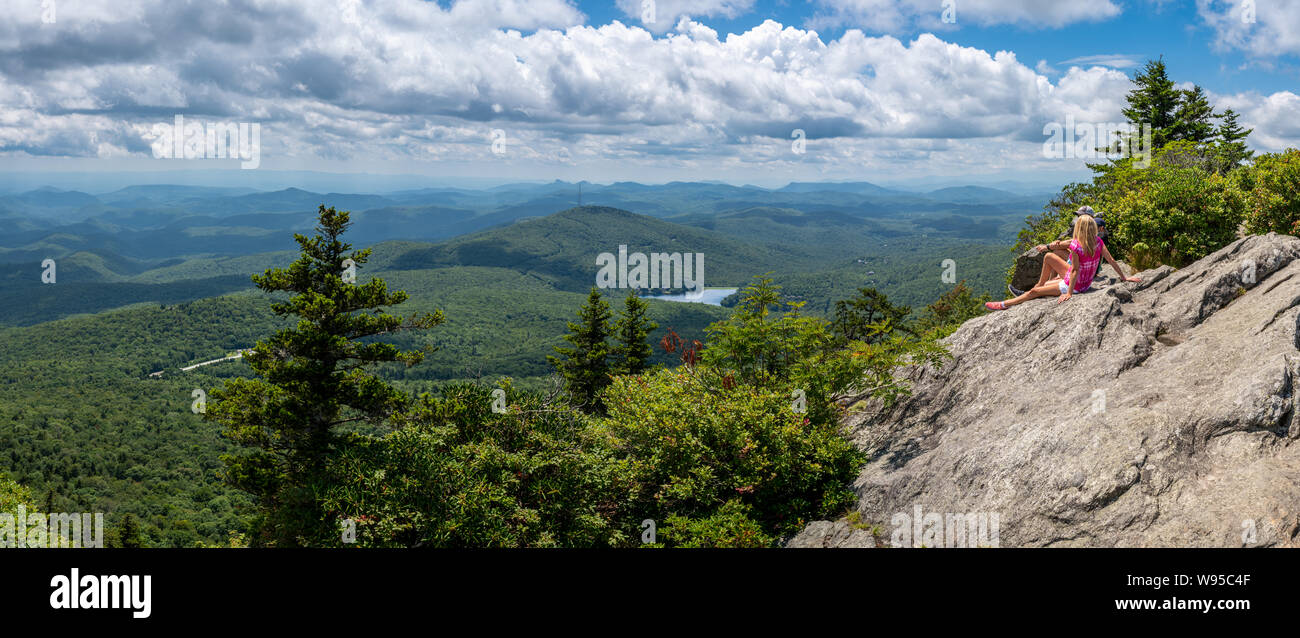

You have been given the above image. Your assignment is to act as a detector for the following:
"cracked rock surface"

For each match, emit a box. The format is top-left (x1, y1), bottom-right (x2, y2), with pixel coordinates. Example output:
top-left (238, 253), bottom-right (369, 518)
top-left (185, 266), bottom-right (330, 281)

top-left (790, 234), bottom-right (1300, 548)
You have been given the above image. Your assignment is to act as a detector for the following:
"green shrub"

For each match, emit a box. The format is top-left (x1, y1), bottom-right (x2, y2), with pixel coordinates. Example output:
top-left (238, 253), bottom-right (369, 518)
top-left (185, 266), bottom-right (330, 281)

top-left (1106, 147), bottom-right (1247, 266)
top-left (914, 280), bottom-right (990, 339)
top-left (599, 366), bottom-right (863, 543)
top-left (598, 277), bottom-right (947, 546)
top-left (1125, 242), bottom-right (1162, 271)
top-left (659, 500), bottom-right (773, 548)
top-left (315, 382), bottom-right (632, 548)
top-left (0, 472), bottom-right (35, 516)
top-left (1237, 149), bottom-right (1300, 236)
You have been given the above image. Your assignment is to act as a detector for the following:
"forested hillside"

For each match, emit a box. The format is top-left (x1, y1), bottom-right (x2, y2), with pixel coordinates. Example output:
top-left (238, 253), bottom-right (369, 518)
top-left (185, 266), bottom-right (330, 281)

top-left (1, 180), bottom-right (1027, 546)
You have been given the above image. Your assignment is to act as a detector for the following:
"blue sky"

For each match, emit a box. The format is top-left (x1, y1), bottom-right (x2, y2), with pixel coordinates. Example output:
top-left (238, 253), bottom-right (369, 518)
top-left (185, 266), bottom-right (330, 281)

top-left (0, 0), bottom-right (1297, 188)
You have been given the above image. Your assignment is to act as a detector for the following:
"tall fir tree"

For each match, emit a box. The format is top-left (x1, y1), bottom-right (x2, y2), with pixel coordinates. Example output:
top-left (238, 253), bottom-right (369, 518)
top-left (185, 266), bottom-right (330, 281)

top-left (1172, 85), bottom-right (1217, 144)
top-left (116, 513), bottom-right (144, 549)
top-left (549, 288), bottom-right (614, 412)
top-left (611, 293), bottom-right (657, 375)
top-left (205, 205), bottom-right (444, 546)
top-left (1215, 108), bottom-right (1254, 167)
top-left (1120, 58), bottom-right (1181, 149)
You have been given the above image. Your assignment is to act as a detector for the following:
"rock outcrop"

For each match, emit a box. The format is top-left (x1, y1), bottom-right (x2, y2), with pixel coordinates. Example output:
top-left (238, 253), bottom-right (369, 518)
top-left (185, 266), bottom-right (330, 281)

top-left (1009, 248), bottom-right (1047, 293)
top-left (785, 521), bottom-right (879, 548)
top-left (791, 234), bottom-right (1300, 548)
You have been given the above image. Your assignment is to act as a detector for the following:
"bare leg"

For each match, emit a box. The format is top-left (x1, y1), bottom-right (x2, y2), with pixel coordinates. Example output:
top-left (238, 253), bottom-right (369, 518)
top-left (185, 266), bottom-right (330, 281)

top-left (1035, 252), bottom-right (1070, 288)
top-left (1003, 281), bottom-right (1063, 307)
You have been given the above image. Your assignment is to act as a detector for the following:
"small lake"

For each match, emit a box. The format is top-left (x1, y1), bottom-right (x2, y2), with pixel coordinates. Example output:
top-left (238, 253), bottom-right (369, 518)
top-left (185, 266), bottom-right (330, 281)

top-left (644, 288), bottom-right (738, 306)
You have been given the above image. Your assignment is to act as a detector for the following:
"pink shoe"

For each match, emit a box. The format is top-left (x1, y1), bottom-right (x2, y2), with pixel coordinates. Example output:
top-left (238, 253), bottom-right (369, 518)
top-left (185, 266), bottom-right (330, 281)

top-left (985, 301), bottom-right (1007, 311)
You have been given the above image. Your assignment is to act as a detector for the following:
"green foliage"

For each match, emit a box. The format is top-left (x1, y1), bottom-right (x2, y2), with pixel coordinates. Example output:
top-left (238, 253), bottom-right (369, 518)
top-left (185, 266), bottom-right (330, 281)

top-left (1021, 147), bottom-right (1254, 271)
top-left (1104, 145), bottom-right (1247, 266)
top-left (701, 277), bottom-right (947, 419)
top-left (1171, 85), bottom-right (1217, 145)
top-left (831, 287), bottom-right (912, 346)
top-left (611, 294), bottom-right (658, 375)
top-left (206, 205), bottom-right (445, 546)
top-left (600, 366), bottom-right (862, 544)
top-left (316, 382), bottom-right (630, 548)
top-left (0, 298), bottom-right (272, 547)
top-left (659, 500), bottom-right (773, 548)
top-left (1, 196), bottom-right (1017, 548)
top-left (1125, 242), bottom-right (1162, 272)
top-left (115, 513), bottom-right (145, 549)
top-left (769, 241), bottom-right (1009, 318)
top-left (0, 472), bottom-right (35, 516)
top-left (1215, 109), bottom-right (1255, 168)
top-left (1120, 58), bottom-right (1181, 149)
top-left (599, 278), bottom-right (947, 546)
top-left (394, 206), bottom-right (781, 293)
top-left (1237, 149), bottom-right (1300, 236)
top-left (914, 280), bottom-right (991, 338)
top-left (548, 288), bottom-right (615, 412)
top-left (362, 265), bottom-right (726, 382)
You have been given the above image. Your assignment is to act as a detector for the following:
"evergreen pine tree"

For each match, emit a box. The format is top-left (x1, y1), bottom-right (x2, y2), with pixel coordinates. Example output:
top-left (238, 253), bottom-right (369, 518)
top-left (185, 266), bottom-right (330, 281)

top-left (1172, 85), bottom-right (1217, 144)
top-left (611, 293), bottom-right (657, 375)
top-left (205, 205), bottom-right (444, 546)
top-left (1215, 108), bottom-right (1254, 166)
top-left (1120, 58), bottom-right (1181, 149)
top-left (548, 288), bottom-right (614, 411)
top-left (117, 513), bottom-right (144, 549)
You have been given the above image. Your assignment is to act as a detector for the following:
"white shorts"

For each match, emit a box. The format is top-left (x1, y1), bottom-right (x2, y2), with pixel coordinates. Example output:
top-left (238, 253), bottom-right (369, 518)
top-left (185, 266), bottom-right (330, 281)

top-left (1058, 280), bottom-right (1089, 295)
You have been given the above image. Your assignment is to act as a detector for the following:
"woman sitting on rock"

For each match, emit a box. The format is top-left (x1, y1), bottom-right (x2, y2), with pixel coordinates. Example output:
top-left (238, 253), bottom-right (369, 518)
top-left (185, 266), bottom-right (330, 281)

top-left (985, 214), bottom-right (1140, 311)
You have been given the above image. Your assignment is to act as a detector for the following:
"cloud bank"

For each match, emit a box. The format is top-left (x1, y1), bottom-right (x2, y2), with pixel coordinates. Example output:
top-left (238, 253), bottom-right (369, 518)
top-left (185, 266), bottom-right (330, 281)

top-left (0, 0), bottom-right (1295, 180)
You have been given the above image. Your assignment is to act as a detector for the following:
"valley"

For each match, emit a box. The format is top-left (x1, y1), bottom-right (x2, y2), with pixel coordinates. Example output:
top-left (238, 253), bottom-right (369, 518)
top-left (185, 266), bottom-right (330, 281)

top-left (0, 178), bottom-right (1033, 545)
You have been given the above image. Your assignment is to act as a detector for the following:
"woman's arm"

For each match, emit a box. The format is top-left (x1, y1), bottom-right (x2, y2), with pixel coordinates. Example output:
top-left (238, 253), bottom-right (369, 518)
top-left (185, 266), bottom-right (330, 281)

top-left (1059, 268), bottom-right (1079, 304)
top-left (1102, 245), bottom-right (1141, 282)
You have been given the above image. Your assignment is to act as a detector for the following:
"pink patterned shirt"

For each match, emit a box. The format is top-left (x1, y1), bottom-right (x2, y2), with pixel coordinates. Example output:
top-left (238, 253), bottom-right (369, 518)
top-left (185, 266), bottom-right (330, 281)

top-left (1065, 237), bottom-right (1103, 292)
